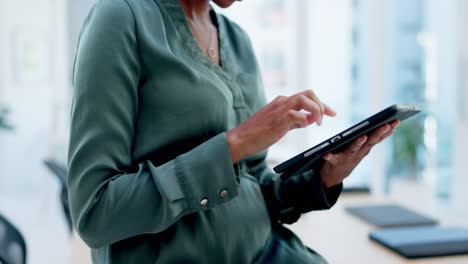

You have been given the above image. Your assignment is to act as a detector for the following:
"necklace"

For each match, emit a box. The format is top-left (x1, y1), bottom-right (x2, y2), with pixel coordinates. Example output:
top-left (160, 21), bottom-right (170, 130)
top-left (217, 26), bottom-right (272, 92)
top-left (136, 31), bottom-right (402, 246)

top-left (207, 26), bottom-right (217, 59)
top-left (188, 19), bottom-right (217, 60)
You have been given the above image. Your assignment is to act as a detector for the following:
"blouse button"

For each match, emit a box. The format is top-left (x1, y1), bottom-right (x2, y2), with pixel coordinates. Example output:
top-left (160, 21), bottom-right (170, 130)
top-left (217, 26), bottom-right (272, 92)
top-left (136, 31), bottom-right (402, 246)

top-left (200, 198), bottom-right (208, 206)
top-left (220, 190), bottom-right (228, 198)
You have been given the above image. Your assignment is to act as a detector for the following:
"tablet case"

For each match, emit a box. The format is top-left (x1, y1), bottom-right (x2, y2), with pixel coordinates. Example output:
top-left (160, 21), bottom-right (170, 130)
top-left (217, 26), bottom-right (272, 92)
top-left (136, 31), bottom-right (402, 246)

top-left (346, 204), bottom-right (438, 227)
top-left (342, 185), bottom-right (371, 193)
top-left (370, 226), bottom-right (468, 258)
top-left (274, 104), bottom-right (421, 175)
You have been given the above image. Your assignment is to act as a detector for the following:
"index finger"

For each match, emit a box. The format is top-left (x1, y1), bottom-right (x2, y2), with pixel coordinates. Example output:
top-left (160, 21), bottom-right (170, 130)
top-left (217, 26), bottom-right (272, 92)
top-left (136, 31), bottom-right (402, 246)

top-left (301, 90), bottom-right (337, 118)
top-left (324, 103), bottom-right (337, 117)
top-left (301, 90), bottom-right (325, 115)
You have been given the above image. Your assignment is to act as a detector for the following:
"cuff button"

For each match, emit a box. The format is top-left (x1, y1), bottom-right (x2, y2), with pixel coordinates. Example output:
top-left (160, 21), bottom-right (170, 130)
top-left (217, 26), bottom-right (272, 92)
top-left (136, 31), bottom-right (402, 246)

top-left (220, 190), bottom-right (228, 198)
top-left (200, 198), bottom-right (208, 206)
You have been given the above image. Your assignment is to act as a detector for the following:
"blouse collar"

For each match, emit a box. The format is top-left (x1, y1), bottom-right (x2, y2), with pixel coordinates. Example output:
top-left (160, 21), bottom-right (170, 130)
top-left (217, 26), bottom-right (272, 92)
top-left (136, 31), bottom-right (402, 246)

top-left (158, 0), bottom-right (236, 78)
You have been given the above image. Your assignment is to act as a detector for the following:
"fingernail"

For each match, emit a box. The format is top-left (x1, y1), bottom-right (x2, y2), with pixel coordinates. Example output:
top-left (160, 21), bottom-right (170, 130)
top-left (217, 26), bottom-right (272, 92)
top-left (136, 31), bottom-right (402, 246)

top-left (326, 104), bottom-right (337, 115)
top-left (306, 113), bottom-right (313, 123)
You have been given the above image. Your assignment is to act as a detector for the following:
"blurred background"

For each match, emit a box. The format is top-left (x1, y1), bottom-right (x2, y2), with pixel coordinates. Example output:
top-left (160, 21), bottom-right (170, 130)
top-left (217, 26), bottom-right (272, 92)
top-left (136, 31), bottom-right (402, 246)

top-left (0, 0), bottom-right (467, 263)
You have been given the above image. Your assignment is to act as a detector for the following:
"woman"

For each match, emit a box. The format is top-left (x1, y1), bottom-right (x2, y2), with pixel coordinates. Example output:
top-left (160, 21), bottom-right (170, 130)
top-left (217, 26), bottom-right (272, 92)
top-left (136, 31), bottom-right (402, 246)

top-left (68, 0), bottom-right (399, 263)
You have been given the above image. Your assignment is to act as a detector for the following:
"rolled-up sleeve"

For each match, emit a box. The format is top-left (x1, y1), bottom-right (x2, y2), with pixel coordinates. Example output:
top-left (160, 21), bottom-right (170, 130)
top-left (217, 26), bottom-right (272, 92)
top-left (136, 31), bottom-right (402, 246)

top-left (68, 0), bottom-right (239, 249)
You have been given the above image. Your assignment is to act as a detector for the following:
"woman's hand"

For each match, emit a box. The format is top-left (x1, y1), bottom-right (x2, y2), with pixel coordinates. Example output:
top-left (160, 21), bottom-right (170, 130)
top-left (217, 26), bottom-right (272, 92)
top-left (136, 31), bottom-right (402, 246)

top-left (319, 120), bottom-right (400, 188)
top-left (226, 90), bottom-right (336, 163)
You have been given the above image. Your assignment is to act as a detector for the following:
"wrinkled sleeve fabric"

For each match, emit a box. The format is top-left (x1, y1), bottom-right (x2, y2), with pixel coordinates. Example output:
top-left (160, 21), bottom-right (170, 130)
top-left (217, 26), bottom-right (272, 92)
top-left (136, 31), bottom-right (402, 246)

top-left (68, 0), bottom-right (239, 249)
top-left (248, 158), bottom-right (342, 225)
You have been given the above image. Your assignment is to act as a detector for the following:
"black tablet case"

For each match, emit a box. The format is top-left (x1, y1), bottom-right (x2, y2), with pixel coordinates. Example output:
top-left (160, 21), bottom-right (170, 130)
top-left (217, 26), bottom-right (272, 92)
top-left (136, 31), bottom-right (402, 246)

top-left (274, 104), bottom-right (421, 175)
top-left (370, 226), bottom-right (468, 258)
top-left (346, 204), bottom-right (438, 227)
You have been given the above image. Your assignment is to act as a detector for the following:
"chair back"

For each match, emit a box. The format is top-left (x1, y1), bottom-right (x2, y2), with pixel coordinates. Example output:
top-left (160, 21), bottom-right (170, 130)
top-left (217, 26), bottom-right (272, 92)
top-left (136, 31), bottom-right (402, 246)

top-left (43, 160), bottom-right (73, 232)
top-left (0, 214), bottom-right (26, 264)
top-left (43, 160), bottom-right (67, 185)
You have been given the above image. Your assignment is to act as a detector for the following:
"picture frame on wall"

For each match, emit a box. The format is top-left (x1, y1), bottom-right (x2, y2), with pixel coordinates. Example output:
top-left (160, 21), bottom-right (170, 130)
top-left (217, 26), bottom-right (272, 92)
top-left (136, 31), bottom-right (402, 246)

top-left (10, 28), bottom-right (51, 84)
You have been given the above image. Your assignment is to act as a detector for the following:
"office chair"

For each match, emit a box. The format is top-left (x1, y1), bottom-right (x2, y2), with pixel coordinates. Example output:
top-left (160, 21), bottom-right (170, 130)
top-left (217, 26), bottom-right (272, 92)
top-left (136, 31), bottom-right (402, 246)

top-left (43, 160), bottom-right (72, 233)
top-left (0, 214), bottom-right (27, 264)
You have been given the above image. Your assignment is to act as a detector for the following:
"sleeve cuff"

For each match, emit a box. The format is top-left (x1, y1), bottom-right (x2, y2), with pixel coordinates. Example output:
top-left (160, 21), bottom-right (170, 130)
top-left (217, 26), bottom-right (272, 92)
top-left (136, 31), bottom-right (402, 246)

top-left (174, 132), bottom-right (240, 211)
top-left (276, 169), bottom-right (343, 221)
top-left (294, 169), bottom-right (342, 211)
top-left (322, 182), bottom-right (343, 208)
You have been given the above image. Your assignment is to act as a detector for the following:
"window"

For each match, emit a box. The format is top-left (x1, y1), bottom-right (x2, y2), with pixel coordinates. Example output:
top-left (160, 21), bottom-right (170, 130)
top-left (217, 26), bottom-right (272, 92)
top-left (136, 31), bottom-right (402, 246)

top-left (223, 0), bottom-right (459, 197)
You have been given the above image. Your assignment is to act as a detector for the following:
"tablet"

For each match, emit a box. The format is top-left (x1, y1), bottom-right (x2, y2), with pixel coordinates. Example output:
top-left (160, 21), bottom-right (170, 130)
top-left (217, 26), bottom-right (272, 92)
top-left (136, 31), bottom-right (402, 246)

top-left (346, 204), bottom-right (438, 227)
top-left (273, 104), bottom-right (421, 174)
top-left (370, 226), bottom-right (468, 258)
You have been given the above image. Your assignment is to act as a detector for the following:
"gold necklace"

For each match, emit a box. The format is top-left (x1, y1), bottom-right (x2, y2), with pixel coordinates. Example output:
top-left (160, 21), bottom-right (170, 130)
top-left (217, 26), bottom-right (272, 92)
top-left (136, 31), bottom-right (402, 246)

top-left (207, 26), bottom-right (217, 59)
top-left (188, 20), bottom-right (217, 59)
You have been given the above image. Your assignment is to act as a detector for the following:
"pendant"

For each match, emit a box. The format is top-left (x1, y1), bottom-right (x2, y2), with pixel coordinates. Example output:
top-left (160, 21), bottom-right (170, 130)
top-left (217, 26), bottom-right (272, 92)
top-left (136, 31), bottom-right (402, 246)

top-left (208, 48), bottom-right (216, 58)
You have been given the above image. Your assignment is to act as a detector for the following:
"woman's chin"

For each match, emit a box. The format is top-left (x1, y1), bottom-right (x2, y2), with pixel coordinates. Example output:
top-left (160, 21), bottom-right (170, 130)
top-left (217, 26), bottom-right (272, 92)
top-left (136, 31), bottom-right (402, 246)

top-left (212, 0), bottom-right (240, 8)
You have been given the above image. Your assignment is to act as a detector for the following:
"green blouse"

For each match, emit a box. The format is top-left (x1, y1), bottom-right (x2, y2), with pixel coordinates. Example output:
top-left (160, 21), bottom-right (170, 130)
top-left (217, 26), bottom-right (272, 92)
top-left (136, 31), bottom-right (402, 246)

top-left (68, 0), bottom-right (342, 263)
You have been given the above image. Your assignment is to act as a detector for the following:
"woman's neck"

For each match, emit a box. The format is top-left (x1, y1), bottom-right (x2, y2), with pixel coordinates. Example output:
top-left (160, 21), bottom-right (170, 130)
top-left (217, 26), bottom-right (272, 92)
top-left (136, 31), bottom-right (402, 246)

top-left (178, 0), bottom-right (211, 24)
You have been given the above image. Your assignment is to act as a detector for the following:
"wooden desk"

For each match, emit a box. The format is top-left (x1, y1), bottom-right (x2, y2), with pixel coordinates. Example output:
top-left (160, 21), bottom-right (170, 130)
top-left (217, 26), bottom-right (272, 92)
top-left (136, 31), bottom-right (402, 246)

top-left (71, 192), bottom-right (468, 264)
top-left (70, 230), bottom-right (91, 264)
top-left (289, 193), bottom-right (468, 264)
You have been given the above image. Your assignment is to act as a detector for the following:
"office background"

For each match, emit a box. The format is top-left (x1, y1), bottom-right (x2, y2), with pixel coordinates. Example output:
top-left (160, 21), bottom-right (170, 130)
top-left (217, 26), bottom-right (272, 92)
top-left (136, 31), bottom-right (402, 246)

top-left (0, 0), bottom-right (467, 263)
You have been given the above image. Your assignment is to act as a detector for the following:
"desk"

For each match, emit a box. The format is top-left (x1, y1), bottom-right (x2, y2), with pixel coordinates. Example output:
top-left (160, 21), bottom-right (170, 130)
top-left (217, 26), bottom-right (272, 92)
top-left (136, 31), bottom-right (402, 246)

top-left (70, 230), bottom-right (91, 264)
top-left (70, 192), bottom-right (468, 264)
top-left (289, 193), bottom-right (468, 264)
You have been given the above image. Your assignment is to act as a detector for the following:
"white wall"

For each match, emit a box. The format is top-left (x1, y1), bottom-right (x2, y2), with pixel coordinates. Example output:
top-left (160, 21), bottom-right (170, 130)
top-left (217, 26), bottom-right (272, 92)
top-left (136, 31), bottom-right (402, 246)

top-left (304, 0), bottom-right (352, 144)
top-left (0, 1), bottom-right (5, 99)
top-left (367, 0), bottom-right (388, 193)
top-left (0, 0), bottom-right (69, 192)
top-left (218, 0), bottom-right (352, 164)
top-left (270, 0), bottom-right (353, 161)
top-left (1, 0), bottom-right (49, 191)
top-left (453, 0), bottom-right (468, 212)
top-left (0, 1), bottom-right (74, 263)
